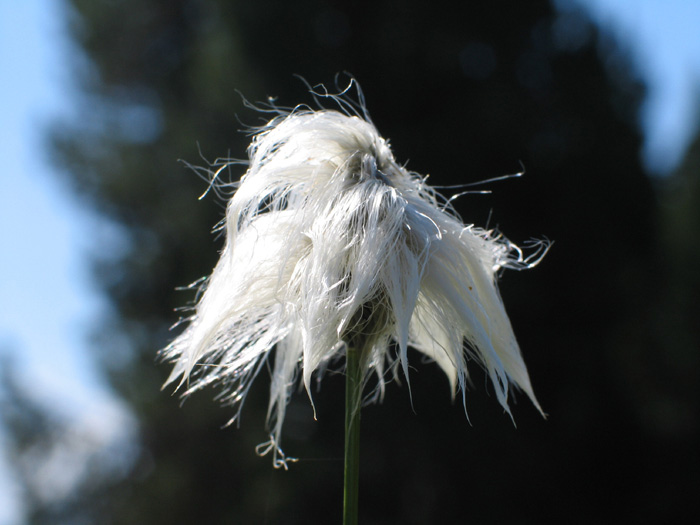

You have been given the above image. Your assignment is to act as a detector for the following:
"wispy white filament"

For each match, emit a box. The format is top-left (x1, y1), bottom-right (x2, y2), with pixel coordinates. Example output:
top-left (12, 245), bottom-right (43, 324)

top-left (162, 105), bottom-right (547, 468)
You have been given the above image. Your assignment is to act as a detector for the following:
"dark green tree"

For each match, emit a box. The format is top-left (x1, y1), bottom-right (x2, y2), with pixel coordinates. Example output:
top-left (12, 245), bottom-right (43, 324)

top-left (5, 0), bottom-right (696, 522)
top-left (643, 118), bottom-right (700, 511)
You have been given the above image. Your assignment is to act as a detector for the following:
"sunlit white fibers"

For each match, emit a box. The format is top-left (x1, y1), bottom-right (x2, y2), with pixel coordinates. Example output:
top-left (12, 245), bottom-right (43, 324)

top-left (161, 108), bottom-right (548, 468)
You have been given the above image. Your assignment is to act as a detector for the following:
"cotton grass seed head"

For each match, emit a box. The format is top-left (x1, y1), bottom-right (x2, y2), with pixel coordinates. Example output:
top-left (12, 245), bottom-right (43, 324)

top-left (162, 101), bottom-right (548, 468)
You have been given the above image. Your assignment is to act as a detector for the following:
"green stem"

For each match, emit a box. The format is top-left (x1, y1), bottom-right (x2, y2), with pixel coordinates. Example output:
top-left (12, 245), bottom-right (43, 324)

top-left (343, 346), bottom-right (362, 525)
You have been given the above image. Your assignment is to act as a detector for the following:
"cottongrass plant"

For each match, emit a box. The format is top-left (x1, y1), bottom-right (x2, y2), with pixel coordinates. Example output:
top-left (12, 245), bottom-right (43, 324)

top-left (162, 88), bottom-right (547, 522)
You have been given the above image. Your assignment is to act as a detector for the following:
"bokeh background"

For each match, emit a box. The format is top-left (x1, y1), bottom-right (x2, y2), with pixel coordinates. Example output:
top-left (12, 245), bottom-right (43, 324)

top-left (1, 0), bottom-right (699, 523)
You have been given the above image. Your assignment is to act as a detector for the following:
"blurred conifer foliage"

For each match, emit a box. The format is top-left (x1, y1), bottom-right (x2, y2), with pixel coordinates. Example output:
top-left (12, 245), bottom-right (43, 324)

top-left (3, 0), bottom-right (697, 522)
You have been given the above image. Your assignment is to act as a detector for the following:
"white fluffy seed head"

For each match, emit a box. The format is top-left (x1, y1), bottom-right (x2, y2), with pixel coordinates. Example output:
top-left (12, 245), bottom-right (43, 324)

top-left (161, 107), bottom-right (547, 468)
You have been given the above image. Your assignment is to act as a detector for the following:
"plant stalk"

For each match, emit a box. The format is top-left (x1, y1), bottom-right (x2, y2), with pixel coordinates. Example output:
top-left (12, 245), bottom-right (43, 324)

top-left (343, 346), bottom-right (362, 525)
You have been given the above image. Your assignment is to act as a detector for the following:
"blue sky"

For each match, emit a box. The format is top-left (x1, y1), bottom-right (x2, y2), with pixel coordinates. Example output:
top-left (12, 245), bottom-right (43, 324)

top-left (0, 2), bottom-right (133, 522)
top-left (569, 0), bottom-right (700, 173)
top-left (0, 0), bottom-right (107, 402)
top-left (1, 0), bottom-right (699, 522)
